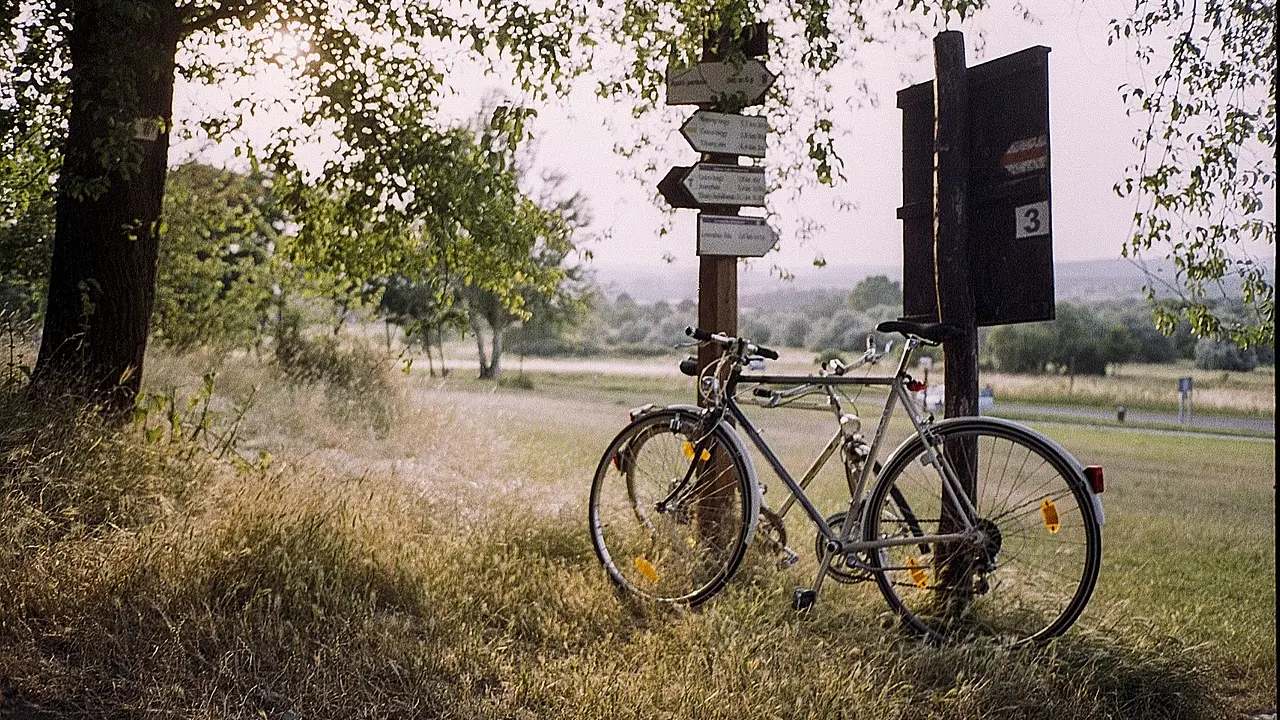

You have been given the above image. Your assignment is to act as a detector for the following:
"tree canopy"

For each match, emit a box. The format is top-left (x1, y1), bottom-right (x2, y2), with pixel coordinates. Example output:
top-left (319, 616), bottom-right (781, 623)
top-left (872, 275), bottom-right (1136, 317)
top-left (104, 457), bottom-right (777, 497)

top-left (1, 0), bottom-right (1273, 407)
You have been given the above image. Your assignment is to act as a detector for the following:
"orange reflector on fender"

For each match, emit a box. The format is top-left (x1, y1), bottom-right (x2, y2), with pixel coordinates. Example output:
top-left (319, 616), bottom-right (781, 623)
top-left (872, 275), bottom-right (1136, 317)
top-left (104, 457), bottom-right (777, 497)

top-left (1084, 465), bottom-right (1105, 493)
top-left (682, 442), bottom-right (710, 461)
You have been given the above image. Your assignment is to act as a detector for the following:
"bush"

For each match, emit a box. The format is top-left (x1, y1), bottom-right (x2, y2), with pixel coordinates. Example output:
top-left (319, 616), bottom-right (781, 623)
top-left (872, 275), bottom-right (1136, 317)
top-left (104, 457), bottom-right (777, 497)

top-left (1194, 339), bottom-right (1259, 371)
top-left (813, 348), bottom-right (846, 366)
top-left (273, 318), bottom-right (399, 434)
top-left (499, 373), bottom-right (535, 390)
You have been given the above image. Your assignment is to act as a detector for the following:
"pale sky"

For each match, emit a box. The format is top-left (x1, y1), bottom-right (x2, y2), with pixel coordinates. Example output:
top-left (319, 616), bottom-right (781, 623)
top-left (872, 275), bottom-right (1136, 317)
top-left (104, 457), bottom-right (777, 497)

top-left (175, 0), bottom-right (1266, 281)
top-left (514, 1), bottom-right (1148, 274)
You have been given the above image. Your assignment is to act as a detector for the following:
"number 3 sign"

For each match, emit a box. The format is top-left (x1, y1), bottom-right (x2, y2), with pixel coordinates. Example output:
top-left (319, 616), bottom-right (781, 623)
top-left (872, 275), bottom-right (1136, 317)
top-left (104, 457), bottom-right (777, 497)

top-left (1015, 200), bottom-right (1050, 239)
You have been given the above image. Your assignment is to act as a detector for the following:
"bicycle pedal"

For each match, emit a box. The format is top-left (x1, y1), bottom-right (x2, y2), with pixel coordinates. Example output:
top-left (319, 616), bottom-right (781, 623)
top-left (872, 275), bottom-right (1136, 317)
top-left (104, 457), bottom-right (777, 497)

top-left (776, 547), bottom-right (800, 570)
top-left (791, 588), bottom-right (817, 611)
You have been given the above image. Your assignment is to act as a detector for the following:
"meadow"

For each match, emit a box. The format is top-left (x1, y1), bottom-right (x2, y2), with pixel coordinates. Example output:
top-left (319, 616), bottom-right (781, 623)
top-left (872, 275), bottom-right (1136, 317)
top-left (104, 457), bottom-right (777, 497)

top-left (0, 346), bottom-right (1273, 719)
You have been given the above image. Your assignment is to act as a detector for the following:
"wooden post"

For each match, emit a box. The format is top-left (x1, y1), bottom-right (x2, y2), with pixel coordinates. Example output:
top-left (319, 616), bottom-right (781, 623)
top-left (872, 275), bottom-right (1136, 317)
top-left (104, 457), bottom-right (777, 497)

top-left (934, 30), bottom-right (977, 419)
top-left (695, 35), bottom-right (742, 385)
top-left (693, 25), bottom-right (751, 539)
top-left (932, 30), bottom-right (979, 609)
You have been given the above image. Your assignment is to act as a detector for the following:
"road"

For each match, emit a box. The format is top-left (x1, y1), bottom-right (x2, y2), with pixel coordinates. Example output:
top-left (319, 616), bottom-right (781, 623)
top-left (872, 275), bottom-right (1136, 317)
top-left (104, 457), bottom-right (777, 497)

top-left (985, 401), bottom-right (1274, 436)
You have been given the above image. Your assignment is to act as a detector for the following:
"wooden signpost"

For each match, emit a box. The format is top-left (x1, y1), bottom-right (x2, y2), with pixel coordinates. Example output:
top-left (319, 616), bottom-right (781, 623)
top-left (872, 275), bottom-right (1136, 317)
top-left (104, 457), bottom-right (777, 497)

top-left (659, 21), bottom-right (775, 410)
top-left (896, 32), bottom-right (1056, 605)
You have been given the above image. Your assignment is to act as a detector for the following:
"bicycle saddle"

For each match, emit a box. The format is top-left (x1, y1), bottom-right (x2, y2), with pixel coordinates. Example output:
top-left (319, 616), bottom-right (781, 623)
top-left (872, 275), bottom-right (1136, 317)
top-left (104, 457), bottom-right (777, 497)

top-left (875, 320), bottom-right (963, 344)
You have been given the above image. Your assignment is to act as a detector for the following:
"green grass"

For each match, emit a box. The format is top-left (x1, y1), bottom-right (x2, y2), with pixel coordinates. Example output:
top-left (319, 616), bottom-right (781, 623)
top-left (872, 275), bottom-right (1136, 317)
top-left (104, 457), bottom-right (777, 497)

top-left (0, 350), bottom-right (1273, 718)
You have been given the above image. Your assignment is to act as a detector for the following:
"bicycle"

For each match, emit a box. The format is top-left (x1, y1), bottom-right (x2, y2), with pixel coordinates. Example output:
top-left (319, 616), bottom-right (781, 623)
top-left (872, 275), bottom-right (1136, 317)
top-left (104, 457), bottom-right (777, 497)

top-left (588, 320), bottom-right (1105, 645)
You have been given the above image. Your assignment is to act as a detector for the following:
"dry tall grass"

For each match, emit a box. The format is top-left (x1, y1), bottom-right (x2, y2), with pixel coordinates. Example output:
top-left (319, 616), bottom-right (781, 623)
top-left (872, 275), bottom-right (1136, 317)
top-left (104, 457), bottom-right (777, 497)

top-left (0, 346), bottom-right (1269, 719)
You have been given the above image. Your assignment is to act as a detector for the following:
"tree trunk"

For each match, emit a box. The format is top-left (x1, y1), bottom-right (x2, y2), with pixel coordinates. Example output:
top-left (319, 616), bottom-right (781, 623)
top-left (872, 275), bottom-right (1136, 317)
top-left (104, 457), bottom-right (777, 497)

top-left (33, 0), bottom-right (181, 415)
top-left (489, 323), bottom-right (503, 381)
top-left (484, 305), bottom-right (510, 382)
top-left (470, 313), bottom-right (491, 378)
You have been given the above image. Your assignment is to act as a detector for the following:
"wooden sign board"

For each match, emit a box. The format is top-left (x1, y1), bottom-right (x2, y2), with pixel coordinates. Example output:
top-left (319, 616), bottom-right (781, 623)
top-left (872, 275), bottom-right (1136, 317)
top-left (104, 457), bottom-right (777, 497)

top-left (897, 46), bottom-right (1055, 327)
top-left (683, 163), bottom-right (766, 206)
top-left (666, 60), bottom-right (776, 107)
top-left (697, 215), bottom-right (776, 257)
top-left (680, 111), bottom-right (768, 157)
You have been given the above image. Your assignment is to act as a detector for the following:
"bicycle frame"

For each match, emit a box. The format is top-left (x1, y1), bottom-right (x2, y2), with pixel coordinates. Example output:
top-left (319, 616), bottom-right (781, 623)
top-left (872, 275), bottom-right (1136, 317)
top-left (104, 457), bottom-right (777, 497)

top-left (717, 338), bottom-right (984, 560)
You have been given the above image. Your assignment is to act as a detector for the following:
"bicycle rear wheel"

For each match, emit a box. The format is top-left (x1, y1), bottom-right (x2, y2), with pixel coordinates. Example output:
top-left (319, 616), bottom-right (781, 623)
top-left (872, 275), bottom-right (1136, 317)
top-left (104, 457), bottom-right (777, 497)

top-left (589, 408), bottom-right (756, 605)
top-left (863, 418), bottom-right (1101, 645)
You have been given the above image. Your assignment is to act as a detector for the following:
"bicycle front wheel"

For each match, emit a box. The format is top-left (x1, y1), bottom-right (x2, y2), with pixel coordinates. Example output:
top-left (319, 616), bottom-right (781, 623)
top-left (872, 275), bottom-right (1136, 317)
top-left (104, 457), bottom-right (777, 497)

top-left (863, 418), bottom-right (1101, 645)
top-left (589, 408), bottom-right (757, 605)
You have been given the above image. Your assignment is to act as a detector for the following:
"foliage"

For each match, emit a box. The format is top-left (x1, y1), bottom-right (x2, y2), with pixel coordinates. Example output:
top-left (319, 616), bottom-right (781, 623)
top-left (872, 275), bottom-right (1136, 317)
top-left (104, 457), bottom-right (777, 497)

top-left (985, 304), bottom-right (1143, 376)
top-left (1194, 337), bottom-right (1260, 372)
top-left (2, 0), bottom-right (592, 405)
top-left (0, 123), bottom-right (57, 320)
top-left (1112, 0), bottom-right (1276, 348)
top-left (152, 163), bottom-right (280, 354)
top-left (272, 314), bottom-right (399, 434)
top-left (846, 274), bottom-right (902, 312)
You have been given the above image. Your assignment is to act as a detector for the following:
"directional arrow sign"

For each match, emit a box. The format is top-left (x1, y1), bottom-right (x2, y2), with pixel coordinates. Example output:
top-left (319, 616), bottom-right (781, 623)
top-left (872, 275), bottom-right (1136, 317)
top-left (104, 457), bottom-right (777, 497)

top-left (657, 166), bottom-right (696, 209)
top-left (683, 163), bottom-right (766, 207)
top-left (666, 60), bottom-right (776, 107)
top-left (697, 215), bottom-right (777, 257)
top-left (680, 111), bottom-right (768, 158)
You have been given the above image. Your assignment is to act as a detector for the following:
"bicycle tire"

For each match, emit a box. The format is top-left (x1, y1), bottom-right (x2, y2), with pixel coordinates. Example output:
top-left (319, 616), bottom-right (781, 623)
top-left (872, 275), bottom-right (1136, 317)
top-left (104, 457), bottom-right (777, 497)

top-left (863, 417), bottom-right (1102, 645)
top-left (589, 408), bottom-right (758, 605)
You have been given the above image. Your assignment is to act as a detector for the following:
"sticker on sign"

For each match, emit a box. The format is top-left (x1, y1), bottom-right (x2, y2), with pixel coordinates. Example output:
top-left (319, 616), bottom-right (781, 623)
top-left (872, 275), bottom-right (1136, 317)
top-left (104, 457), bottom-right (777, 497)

top-left (1001, 135), bottom-right (1048, 175)
top-left (697, 215), bottom-right (777, 257)
top-left (1015, 200), bottom-right (1050, 239)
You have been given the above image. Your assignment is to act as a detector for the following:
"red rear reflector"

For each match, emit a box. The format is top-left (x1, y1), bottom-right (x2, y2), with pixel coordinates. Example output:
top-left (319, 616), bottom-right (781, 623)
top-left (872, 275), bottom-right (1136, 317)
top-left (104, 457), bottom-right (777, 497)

top-left (906, 381), bottom-right (926, 392)
top-left (1084, 465), bottom-right (1104, 493)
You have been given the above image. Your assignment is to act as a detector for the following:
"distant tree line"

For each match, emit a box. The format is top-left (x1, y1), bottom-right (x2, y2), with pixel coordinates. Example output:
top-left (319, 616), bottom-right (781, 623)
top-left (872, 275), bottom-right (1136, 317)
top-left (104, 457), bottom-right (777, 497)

top-left (504, 275), bottom-right (1274, 375)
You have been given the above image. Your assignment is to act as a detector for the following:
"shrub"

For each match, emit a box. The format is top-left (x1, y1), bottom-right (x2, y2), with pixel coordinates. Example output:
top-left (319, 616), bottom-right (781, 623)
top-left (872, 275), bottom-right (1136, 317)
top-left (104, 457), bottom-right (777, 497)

top-left (273, 317), bottom-right (399, 434)
top-left (1194, 338), bottom-right (1259, 371)
top-left (814, 348), bottom-right (846, 366)
top-left (499, 373), bottom-right (536, 390)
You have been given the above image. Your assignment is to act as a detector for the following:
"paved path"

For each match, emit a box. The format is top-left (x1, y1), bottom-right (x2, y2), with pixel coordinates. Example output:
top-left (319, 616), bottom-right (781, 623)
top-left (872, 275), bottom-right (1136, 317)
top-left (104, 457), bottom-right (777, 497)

top-left (987, 401), bottom-right (1274, 436)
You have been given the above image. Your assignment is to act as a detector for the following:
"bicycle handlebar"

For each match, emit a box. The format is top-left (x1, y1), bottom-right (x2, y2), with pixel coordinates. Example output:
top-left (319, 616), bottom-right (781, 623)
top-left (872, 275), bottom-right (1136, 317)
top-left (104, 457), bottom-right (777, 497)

top-left (684, 326), bottom-right (779, 360)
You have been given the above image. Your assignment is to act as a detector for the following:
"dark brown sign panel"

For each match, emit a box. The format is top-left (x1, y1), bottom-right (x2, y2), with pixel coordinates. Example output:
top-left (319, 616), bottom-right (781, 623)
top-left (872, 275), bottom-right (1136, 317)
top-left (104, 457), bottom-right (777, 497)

top-left (897, 46), bottom-right (1055, 326)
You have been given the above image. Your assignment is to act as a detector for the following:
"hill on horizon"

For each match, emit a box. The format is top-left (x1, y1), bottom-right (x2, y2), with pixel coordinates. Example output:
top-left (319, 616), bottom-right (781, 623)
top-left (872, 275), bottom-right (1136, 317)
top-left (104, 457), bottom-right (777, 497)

top-left (587, 256), bottom-right (1243, 305)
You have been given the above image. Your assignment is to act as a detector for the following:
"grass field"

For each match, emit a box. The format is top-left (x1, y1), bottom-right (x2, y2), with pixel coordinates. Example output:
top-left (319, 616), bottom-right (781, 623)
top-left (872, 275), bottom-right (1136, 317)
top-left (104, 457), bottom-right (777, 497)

top-left (0, 347), bottom-right (1274, 718)
top-left (440, 340), bottom-right (1276, 419)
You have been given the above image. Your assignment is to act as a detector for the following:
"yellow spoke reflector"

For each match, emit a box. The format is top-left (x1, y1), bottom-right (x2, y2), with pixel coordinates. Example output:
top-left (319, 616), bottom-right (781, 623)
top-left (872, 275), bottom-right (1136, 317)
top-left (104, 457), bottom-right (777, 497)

top-left (635, 556), bottom-right (660, 584)
top-left (1040, 498), bottom-right (1061, 534)
top-left (906, 556), bottom-right (929, 589)
top-left (682, 441), bottom-right (711, 461)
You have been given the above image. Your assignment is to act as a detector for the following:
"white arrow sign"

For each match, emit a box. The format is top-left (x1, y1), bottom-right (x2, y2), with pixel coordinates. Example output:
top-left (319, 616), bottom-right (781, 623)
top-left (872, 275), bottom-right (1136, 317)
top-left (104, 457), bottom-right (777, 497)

top-left (683, 163), bottom-right (767, 207)
top-left (680, 111), bottom-right (768, 157)
top-left (697, 215), bottom-right (777, 257)
top-left (666, 60), bottom-right (776, 107)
